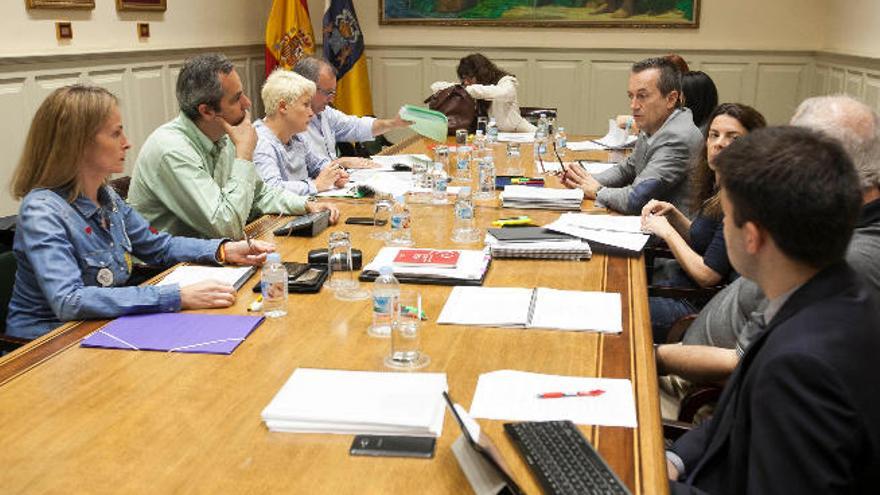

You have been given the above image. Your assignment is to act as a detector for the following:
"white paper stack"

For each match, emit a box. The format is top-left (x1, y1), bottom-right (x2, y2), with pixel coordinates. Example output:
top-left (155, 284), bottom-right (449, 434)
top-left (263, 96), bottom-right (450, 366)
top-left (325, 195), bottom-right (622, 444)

top-left (157, 265), bottom-right (255, 290)
top-left (364, 247), bottom-right (491, 282)
top-left (496, 132), bottom-right (535, 143)
top-left (261, 368), bottom-right (448, 437)
top-left (500, 185), bottom-right (584, 210)
top-left (545, 213), bottom-right (650, 254)
top-left (484, 233), bottom-right (591, 260)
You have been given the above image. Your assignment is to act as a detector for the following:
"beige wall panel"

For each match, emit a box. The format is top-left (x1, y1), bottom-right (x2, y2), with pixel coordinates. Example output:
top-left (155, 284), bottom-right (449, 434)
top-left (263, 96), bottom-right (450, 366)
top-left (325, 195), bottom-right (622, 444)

top-left (426, 58), bottom-right (460, 90)
top-left (813, 65), bottom-right (830, 95)
top-left (34, 74), bottom-right (83, 108)
top-left (702, 63), bottom-right (749, 104)
top-left (865, 75), bottom-right (880, 111)
top-left (130, 67), bottom-right (166, 171)
top-left (0, 78), bottom-right (28, 216)
top-left (845, 72), bottom-right (864, 98)
top-left (166, 64), bottom-right (182, 123)
top-left (250, 59), bottom-right (267, 118)
top-left (533, 60), bottom-right (582, 133)
top-left (378, 58), bottom-right (424, 143)
top-left (828, 68), bottom-right (846, 93)
top-left (754, 64), bottom-right (807, 124)
top-left (587, 62), bottom-right (632, 135)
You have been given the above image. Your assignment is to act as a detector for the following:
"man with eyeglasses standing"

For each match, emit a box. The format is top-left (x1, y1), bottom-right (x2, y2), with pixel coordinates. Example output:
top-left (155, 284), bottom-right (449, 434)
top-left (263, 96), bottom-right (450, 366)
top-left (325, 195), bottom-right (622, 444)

top-left (293, 56), bottom-right (411, 168)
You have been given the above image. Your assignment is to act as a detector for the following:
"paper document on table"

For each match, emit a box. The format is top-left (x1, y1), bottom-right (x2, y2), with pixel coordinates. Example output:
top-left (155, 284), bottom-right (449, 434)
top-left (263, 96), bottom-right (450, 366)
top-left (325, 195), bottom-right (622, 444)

top-left (262, 368), bottom-right (448, 436)
top-left (566, 140), bottom-right (608, 152)
top-left (545, 213), bottom-right (649, 254)
top-left (578, 161), bottom-right (617, 175)
top-left (400, 105), bottom-right (447, 142)
top-left (369, 154), bottom-right (432, 171)
top-left (157, 265), bottom-right (255, 290)
top-left (496, 132), bottom-right (534, 143)
top-left (594, 119), bottom-right (638, 149)
top-left (469, 370), bottom-right (637, 428)
top-left (438, 286), bottom-right (622, 333)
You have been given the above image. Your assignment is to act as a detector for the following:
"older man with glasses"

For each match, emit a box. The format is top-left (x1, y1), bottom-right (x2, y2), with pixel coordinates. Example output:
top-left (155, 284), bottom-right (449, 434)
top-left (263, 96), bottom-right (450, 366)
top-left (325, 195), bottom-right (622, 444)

top-left (293, 56), bottom-right (411, 168)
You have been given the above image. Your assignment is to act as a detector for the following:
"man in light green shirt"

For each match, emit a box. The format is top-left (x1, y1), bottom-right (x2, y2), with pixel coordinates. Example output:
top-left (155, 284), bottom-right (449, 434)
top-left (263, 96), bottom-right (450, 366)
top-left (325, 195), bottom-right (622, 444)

top-left (129, 53), bottom-right (339, 239)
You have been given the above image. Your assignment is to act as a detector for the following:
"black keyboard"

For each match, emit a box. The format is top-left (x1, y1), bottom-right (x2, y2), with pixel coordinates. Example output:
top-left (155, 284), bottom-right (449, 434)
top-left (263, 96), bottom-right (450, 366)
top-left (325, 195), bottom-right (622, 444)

top-left (504, 420), bottom-right (631, 495)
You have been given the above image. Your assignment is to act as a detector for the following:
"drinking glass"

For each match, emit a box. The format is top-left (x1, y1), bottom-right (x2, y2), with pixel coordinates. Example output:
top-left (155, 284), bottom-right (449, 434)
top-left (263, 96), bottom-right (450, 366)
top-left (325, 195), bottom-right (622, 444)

top-left (369, 197), bottom-right (393, 240)
top-left (326, 231), bottom-right (370, 300)
top-left (384, 290), bottom-right (430, 370)
top-left (476, 116), bottom-right (488, 134)
top-left (506, 142), bottom-right (523, 176)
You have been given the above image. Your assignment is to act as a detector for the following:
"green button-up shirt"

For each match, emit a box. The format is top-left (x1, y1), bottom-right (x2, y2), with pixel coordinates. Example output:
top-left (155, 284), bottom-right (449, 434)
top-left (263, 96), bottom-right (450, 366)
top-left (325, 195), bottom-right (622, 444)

top-left (128, 112), bottom-right (307, 239)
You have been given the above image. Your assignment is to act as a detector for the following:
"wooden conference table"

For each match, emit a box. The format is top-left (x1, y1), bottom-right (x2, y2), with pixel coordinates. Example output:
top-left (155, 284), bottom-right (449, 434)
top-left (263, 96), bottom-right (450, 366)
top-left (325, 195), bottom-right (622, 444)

top-left (0, 136), bottom-right (666, 494)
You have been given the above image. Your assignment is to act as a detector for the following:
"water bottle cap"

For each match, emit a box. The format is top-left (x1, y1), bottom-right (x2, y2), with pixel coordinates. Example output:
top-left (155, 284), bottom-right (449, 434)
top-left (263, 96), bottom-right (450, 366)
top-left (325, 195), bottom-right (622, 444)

top-left (379, 266), bottom-right (393, 276)
top-left (266, 252), bottom-right (281, 263)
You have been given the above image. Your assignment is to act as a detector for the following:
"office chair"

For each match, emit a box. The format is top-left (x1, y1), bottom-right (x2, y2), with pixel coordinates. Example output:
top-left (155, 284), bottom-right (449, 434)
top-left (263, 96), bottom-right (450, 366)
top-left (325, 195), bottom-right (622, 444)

top-left (0, 251), bottom-right (30, 353)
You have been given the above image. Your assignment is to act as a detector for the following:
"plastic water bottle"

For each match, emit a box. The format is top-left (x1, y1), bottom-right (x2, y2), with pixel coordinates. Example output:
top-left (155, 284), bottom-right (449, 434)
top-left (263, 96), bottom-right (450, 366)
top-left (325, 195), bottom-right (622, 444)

top-left (473, 129), bottom-right (487, 154)
top-left (534, 113), bottom-right (549, 159)
top-left (388, 194), bottom-right (414, 246)
top-left (369, 266), bottom-right (399, 337)
top-left (455, 145), bottom-right (472, 183)
top-left (554, 126), bottom-right (568, 158)
top-left (486, 117), bottom-right (498, 144)
top-left (547, 116), bottom-right (557, 137)
top-left (475, 154), bottom-right (495, 200)
top-left (431, 161), bottom-right (448, 205)
top-left (261, 252), bottom-right (288, 318)
top-left (452, 186), bottom-right (479, 243)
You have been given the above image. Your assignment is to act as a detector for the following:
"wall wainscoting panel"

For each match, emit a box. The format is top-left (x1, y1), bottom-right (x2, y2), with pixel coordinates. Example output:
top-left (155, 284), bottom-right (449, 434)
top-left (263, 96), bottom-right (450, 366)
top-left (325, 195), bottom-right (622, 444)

top-left (814, 53), bottom-right (880, 111)
top-left (0, 45), bottom-right (266, 215)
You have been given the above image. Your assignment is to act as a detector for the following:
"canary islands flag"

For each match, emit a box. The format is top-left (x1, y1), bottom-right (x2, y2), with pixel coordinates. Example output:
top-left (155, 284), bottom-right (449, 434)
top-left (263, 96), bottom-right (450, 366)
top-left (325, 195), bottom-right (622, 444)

top-left (265, 0), bottom-right (315, 77)
top-left (323, 0), bottom-right (374, 116)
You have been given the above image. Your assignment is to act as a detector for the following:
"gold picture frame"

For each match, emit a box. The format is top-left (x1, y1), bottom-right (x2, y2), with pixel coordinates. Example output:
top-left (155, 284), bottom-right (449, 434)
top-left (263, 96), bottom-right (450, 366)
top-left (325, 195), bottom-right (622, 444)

top-left (26, 0), bottom-right (95, 9)
top-left (116, 0), bottom-right (166, 12)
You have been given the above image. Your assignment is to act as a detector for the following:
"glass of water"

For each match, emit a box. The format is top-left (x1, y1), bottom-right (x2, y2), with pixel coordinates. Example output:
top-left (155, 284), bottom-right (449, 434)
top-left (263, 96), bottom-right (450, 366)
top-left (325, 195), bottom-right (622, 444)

top-left (476, 116), bottom-right (488, 134)
top-left (455, 128), bottom-right (468, 146)
top-left (506, 142), bottom-right (523, 176)
top-left (384, 290), bottom-right (430, 370)
top-left (369, 196), bottom-right (393, 240)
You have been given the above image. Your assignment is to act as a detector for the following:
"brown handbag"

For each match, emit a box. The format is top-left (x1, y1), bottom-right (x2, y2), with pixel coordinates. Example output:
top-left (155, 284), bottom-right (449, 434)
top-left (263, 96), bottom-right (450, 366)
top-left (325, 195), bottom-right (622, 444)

top-left (424, 84), bottom-right (478, 136)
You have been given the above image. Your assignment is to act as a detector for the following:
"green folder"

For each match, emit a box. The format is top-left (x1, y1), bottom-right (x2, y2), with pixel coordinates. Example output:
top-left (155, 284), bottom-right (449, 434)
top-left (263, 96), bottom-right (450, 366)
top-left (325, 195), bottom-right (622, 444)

top-left (400, 104), bottom-right (448, 143)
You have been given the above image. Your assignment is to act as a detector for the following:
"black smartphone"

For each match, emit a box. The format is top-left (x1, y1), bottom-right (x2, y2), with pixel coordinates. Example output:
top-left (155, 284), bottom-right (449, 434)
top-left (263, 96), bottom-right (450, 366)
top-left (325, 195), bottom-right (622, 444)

top-left (349, 435), bottom-right (436, 459)
top-left (345, 217), bottom-right (384, 226)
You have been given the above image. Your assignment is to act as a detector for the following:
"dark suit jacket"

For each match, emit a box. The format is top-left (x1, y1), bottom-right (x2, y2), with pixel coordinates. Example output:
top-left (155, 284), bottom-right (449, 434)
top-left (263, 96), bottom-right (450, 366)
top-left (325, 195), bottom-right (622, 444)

top-left (670, 262), bottom-right (880, 494)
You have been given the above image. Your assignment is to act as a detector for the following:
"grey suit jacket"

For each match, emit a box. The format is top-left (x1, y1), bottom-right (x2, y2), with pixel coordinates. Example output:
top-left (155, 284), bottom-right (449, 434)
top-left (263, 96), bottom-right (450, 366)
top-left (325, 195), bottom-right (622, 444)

top-left (594, 108), bottom-right (703, 215)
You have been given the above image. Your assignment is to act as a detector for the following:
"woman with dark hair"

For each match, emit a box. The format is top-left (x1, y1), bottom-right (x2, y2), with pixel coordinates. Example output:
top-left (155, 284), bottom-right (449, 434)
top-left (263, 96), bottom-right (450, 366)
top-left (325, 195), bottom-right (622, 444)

top-left (640, 103), bottom-right (767, 342)
top-left (681, 71), bottom-right (719, 133)
top-left (430, 53), bottom-right (535, 132)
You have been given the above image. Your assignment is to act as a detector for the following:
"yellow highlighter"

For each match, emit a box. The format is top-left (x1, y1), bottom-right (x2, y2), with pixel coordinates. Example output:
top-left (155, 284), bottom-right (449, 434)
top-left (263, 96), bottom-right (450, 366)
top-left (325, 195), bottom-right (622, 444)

top-left (492, 216), bottom-right (534, 227)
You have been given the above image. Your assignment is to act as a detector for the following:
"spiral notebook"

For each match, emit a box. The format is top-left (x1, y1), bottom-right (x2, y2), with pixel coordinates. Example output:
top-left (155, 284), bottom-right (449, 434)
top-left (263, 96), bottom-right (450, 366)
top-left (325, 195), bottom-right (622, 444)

top-left (437, 286), bottom-right (622, 333)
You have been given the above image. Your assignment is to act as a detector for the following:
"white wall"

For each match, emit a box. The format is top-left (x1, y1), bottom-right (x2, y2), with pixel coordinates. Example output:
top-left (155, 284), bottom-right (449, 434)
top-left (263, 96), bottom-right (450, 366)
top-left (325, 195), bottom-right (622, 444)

top-left (823, 0), bottom-right (880, 59)
top-left (0, 0), bottom-right (271, 56)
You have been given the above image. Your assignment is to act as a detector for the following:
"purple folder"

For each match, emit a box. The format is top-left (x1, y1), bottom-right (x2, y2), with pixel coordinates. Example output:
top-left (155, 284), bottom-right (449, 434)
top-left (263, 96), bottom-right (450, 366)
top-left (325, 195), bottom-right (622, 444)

top-left (81, 313), bottom-right (265, 355)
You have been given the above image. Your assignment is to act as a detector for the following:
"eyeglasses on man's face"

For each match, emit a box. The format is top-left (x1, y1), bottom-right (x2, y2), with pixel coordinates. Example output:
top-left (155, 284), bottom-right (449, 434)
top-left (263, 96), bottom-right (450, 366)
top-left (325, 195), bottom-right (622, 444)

top-left (318, 87), bottom-right (336, 98)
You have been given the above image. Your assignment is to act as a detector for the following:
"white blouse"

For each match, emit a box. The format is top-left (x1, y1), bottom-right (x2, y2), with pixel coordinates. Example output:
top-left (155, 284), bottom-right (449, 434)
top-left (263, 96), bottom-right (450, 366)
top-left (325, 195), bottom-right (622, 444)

top-left (430, 75), bottom-right (536, 133)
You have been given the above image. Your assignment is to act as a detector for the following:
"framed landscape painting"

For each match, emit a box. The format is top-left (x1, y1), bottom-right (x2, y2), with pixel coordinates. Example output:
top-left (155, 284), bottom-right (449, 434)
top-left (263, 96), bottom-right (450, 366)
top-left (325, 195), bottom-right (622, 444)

top-left (116, 0), bottom-right (166, 11)
top-left (26, 0), bottom-right (94, 9)
top-left (380, 0), bottom-right (700, 28)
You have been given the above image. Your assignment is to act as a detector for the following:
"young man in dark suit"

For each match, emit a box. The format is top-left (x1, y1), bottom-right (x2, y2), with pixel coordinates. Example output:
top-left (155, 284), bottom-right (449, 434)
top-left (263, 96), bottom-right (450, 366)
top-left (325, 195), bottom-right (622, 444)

top-left (667, 126), bottom-right (880, 493)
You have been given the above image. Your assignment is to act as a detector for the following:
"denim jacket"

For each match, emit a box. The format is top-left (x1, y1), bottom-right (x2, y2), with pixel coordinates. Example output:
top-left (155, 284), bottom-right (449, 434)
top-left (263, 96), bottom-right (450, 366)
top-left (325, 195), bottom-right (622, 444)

top-left (6, 185), bottom-right (222, 339)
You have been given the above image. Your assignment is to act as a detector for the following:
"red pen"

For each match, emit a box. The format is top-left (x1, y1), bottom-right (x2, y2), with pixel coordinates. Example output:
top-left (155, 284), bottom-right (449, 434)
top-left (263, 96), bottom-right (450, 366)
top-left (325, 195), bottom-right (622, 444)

top-left (536, 389), bottom-right (605, 399)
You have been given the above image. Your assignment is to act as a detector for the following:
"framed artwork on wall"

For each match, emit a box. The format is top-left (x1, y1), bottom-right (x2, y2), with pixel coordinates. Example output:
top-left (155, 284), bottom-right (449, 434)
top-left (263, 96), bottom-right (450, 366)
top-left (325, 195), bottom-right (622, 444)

top-left (116, 0), bottom-right (166, 12)
top-left (26, 0), bottom-right (95, 9)
top-left (380, 0), bottom-right (700, 28)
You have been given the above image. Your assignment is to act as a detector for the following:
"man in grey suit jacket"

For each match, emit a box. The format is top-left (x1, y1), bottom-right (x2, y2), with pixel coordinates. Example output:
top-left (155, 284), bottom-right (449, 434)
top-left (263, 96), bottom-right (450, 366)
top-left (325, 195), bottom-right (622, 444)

top-left (563, 57), bottom-right (704, 215)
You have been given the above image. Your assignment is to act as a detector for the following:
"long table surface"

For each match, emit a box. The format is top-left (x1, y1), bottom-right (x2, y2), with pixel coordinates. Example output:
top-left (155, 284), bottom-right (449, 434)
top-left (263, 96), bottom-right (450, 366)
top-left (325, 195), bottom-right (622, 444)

top-left (0, 135), bottom-right (666, 494)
